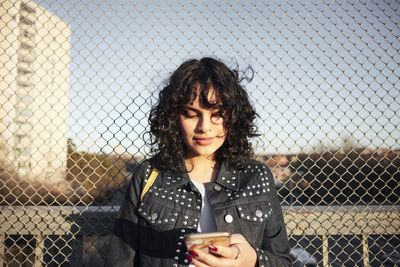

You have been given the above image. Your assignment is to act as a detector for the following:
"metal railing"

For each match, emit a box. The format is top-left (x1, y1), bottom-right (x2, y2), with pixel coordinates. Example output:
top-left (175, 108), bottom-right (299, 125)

top-left (1, 205), bottom-right (399, 266)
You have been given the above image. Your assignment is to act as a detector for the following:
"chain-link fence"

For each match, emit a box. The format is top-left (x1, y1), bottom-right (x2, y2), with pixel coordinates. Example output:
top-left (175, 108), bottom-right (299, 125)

top-left (1, 0), bottom-right (399, 266)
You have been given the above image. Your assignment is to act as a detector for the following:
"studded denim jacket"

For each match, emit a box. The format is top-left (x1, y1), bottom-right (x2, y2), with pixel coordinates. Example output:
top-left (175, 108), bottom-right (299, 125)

top-left (105, 158), bottom-right (292, 267)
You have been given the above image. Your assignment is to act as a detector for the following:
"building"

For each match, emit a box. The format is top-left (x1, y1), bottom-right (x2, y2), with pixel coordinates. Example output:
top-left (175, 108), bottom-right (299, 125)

top-left (0, 0), bottom-right (70, 182)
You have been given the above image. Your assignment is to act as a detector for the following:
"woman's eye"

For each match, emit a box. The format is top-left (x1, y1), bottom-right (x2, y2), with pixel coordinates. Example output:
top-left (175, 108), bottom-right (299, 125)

top-left (182, 110), bottom-right (196, 118)
top-left (211, 113), bottom-right (223, 122)
top-left (212, 110), bottom-right (225, 118)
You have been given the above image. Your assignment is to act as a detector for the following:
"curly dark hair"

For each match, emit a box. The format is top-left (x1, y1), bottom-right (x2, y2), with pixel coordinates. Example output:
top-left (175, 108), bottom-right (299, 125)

top-left (147, 57), bottom-right (259, 172)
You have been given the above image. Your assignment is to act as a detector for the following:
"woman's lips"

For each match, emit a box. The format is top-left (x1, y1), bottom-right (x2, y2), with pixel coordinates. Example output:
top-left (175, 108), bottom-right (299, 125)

top-left (194, 137), bottom-right (214, 146)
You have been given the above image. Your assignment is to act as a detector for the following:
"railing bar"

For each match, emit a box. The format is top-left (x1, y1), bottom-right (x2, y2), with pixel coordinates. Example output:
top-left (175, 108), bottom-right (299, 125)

top-left (362, 234), bottom-right (370, 267)
top-left (34, 235), bottom-right (44, 267)
top-left (0, 234), bottom-right (4, 267)
top-left (322, 234), bottom-right (328, 267)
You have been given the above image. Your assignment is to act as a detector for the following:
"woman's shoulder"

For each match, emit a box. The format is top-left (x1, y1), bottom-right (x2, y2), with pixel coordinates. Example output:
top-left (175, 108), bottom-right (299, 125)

top-left (137, 158), bottom-right (154, 169)
top-left (240, 157), bottom-right (269, 169)
top-left (127, 158), bottom-right (161, 193)
top-left (238, 158), bottom-right (274, 180)
top-left (130, 158), bottom-right (158, 179)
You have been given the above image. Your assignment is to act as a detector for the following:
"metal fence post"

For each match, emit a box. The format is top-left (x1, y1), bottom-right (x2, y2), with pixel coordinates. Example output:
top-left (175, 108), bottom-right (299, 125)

top-left (34, 235), bottom-right (44, 267)
top-left (0, 234), bottom-right (4, 267)
top-left (362, 234), bottom-right (370, 267)
top-left (322, 234), bottom-right (328, 267)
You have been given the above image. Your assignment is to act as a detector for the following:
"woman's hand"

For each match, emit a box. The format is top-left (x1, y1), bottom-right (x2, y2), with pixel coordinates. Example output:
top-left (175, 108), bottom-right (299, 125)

top-left (187, 234), bottom-right (257, 267)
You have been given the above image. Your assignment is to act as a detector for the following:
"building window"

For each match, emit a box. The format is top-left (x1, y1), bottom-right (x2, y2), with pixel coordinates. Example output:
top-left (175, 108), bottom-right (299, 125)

top-left (17, 107), bottom-right (33, 117)
top-left (20, 42), bottom-right (34, 51)
top-left (20, 15), bottom-right (34, 26)
top-left (18, 94), bottom-right (34, 104)
top-left (19, 55), bottom-right (34, 63)
top-left (17, 81), bottom-right (31, 88)
top-left (20, 3), bottom-right (36, 14)
top-left (15, 134), bottom-right (25, 142)
top-left (22, 29), bottom-right (34, 39)
top-left (18, 67), bottom-right (33, 75)
top-left (14, 148), bottom-right (22, 157)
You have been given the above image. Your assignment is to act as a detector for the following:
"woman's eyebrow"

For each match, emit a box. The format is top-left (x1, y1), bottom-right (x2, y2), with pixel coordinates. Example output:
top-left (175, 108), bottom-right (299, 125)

top-left (182, 106), bottom-right (220, 112)
top-left (181, 106), bottom-right (198, 112)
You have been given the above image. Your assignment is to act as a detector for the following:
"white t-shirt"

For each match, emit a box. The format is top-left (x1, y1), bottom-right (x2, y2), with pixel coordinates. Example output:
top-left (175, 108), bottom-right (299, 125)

top-left (188, 180), bottom-right (218, 266)
top-left (191, 180), bottom-right (218, 233)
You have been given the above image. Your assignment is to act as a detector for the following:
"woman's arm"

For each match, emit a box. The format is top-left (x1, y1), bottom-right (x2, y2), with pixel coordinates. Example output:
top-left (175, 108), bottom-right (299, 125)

top-left (104, 161), bottom-right (149, 267)
top-left (253, 167), bottom-right (292, 266)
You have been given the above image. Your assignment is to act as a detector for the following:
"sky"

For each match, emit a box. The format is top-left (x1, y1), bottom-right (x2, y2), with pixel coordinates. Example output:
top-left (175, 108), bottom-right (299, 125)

top-left (34, 0), bottom-right (400, 155)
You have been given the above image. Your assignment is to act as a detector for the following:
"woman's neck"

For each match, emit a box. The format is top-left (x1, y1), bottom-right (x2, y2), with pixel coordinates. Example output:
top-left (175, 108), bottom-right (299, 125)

top-left (184, 156), bottom-right (219, 184)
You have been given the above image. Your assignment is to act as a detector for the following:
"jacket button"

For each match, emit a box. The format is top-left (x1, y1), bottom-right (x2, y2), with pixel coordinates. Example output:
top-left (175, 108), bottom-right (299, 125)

top-left (255, 209), bottom-right (263, 218)
top-left (213, 184), bottom-right (222, 191)
top-left (151, 213), bottom-right (158, 220)
top-left (224, 214), bottom-right (233, 223)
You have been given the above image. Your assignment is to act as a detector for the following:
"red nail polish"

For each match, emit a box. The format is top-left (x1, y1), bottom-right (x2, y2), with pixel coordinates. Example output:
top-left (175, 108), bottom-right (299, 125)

top-left (209, 245), bottom-right (218, 252)
top-left (186, 255), bottom-right (193, 262)
top-left (189, 250), bottom-right (199, 257)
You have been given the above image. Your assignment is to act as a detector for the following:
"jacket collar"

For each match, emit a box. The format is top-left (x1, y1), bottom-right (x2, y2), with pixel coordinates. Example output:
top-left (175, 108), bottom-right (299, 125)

top-left (213, 161), bottom-right (240, 191)
top-left (160, 158), bottom-right (240, 192)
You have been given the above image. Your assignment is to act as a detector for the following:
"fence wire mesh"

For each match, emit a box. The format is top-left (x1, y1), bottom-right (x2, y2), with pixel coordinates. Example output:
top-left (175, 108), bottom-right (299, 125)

top-left (1, 0), bottom-right (399, 266)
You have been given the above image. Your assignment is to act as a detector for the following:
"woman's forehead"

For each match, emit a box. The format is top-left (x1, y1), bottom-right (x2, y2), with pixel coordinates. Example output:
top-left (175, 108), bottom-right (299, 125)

top-left (203, 87), bottom-right (219, 104)
top-left (196, 83), bottom-right (220, 104)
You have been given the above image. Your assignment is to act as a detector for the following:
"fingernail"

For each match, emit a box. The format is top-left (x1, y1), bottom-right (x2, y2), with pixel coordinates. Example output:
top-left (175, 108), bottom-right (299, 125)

top-left (209, 245), bottom-right (218, 252)
top-left (186, 255), bottom-right (193, 262)
top-left (189, 250), bottom-right (199, 257)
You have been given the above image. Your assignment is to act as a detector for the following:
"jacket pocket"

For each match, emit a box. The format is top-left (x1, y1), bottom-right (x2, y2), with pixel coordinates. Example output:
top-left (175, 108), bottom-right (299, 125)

top-left (235, 200), bottom-right (272, 246)
top-left (236, 200), bottom-right (272, 222)
top-left (137, 196), bottom-right (180, 231)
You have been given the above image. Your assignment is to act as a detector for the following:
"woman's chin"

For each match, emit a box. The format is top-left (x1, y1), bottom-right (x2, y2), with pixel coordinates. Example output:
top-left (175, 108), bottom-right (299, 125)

top-left (186, 148), bottom-right (218, 159)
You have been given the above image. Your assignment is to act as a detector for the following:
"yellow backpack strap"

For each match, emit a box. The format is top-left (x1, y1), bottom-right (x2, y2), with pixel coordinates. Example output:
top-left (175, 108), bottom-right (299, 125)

top-left (140, 169), bottom-right (159, 201)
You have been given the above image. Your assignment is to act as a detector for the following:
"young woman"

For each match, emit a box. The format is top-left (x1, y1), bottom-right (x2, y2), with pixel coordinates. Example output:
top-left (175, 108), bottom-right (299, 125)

top-left (105, 57), bottom-right (291, 266)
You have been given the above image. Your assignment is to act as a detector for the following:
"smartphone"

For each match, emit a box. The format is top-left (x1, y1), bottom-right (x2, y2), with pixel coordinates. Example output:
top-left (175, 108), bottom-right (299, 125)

top-left (184, 232), bottom-right (231, 251)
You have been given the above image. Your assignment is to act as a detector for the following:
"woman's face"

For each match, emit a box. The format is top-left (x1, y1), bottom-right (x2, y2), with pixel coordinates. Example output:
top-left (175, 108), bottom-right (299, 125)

top-left (179, 85), bottom-right (227, 160)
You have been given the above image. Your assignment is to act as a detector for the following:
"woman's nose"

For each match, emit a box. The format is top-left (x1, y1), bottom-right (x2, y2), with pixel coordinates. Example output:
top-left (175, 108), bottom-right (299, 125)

top-left (197, 115), bottom-right (211, 132)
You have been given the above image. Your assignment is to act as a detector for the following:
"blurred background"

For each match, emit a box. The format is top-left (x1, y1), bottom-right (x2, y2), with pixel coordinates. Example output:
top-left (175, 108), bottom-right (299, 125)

top-left (0, 0), bottom-right (399, 266)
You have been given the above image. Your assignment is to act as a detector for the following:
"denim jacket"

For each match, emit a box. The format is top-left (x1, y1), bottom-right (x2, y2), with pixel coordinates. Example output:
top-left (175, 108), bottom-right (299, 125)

top-left (105, 158), bottom-right (291, 267)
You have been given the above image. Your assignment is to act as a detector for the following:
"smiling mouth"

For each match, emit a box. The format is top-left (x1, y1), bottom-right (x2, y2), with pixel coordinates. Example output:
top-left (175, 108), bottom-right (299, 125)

top-left (194, 137), bottom-right (214, 145)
